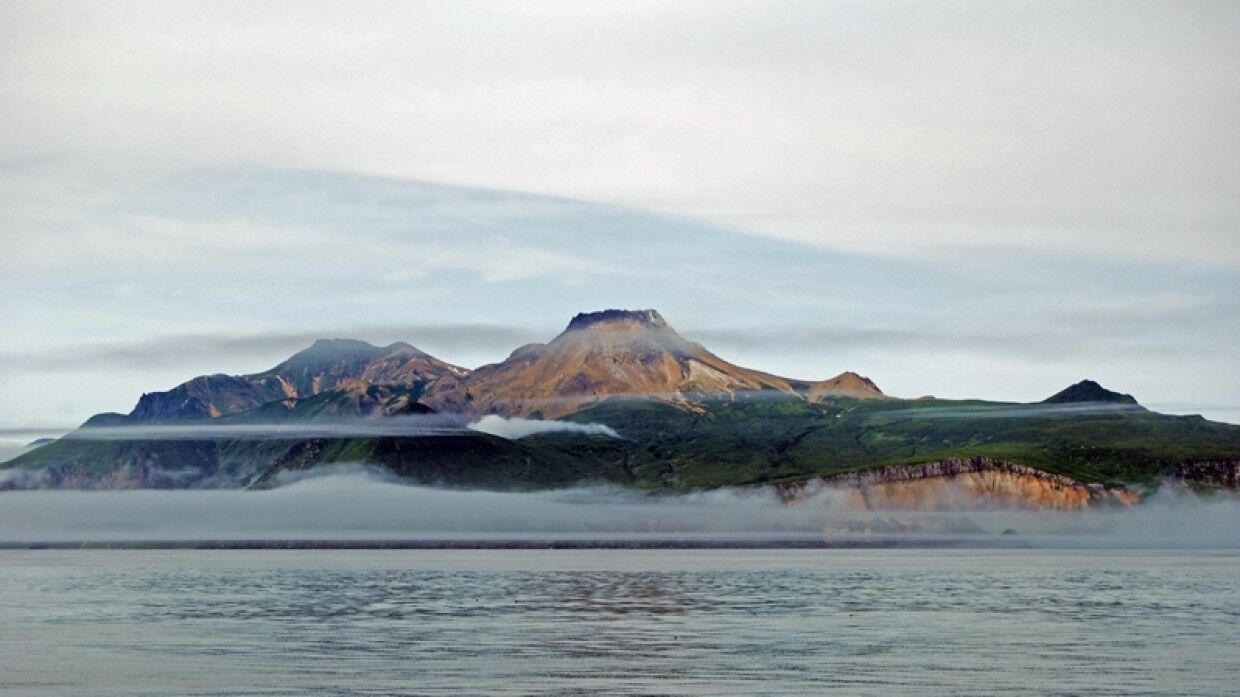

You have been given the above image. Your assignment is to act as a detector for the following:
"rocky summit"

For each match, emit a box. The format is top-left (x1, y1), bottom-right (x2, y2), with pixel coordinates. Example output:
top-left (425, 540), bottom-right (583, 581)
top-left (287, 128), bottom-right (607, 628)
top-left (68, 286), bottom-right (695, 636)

top-left (131, 339), bottom-right (467, 421)
top-left (126, 309), bottom-right (884, 423)
top-left (424, 308), bottom-right (883, 418)
top-left (1043, 379), bottom-right (1140, 405)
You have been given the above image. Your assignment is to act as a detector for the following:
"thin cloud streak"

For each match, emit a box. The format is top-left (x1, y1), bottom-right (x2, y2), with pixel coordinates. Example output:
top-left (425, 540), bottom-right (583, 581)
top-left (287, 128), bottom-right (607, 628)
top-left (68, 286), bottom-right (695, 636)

top-left (684, 328), bottom-right (1219, 363)
top-left (3, 319), bottom-right (1226, 377)
top-left (0, 325), bottom-right (545, 373)
top-left (6, 416), bottom-right (624, 443)
top-left (64, 416), bottom-right (465, 441)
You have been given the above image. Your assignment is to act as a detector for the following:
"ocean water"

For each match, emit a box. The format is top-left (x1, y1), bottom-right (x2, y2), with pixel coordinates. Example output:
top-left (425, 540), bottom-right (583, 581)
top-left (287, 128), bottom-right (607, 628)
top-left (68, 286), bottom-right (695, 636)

top-left (1, 549), bottom-right (1237, 696)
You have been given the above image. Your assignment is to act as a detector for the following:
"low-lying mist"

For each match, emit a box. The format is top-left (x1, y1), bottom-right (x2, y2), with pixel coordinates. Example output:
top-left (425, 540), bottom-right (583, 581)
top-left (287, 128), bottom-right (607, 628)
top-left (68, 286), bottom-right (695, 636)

top-left (0, 466), bottom-right (1235, 548)
top-left (41, 415), bottom-right (622, 442)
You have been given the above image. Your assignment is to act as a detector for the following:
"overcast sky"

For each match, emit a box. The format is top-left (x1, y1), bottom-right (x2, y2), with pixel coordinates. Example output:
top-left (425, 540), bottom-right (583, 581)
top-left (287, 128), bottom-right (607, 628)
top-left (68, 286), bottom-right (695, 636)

top-left (1, 0), bottom-right (1238, 432)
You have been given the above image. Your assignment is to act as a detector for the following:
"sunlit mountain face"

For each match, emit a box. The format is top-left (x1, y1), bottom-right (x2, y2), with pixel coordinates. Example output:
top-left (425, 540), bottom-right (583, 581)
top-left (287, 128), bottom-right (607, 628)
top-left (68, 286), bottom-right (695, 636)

top-left (4, 308), bottom-right (1237, 505)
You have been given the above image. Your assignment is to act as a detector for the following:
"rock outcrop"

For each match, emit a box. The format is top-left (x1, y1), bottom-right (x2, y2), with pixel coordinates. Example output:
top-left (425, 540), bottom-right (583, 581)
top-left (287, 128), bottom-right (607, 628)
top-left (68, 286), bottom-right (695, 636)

top-left (1043, 379), bottom-right (1139, 406)
top-left (422, 309), bottom-right (883, 417)
top-left (785, 457), bottom-right (1138, 511)
top-left (116, 310), bottom-right (882, 422)
top-left (130, 339), bottom-right (468, 421)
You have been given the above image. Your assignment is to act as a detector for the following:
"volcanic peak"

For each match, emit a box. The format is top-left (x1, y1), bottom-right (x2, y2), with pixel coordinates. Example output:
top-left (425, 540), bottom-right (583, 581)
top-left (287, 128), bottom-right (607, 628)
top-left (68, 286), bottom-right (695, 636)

top-left (1043, 379), bottom-right (1139, 405)
top-left (565, 309), bottom-right (668, 331)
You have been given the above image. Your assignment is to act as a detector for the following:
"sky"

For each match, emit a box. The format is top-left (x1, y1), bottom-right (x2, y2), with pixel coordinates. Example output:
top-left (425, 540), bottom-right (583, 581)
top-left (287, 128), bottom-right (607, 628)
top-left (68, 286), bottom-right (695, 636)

top-left (1, 0), bottom-right (1238, 434)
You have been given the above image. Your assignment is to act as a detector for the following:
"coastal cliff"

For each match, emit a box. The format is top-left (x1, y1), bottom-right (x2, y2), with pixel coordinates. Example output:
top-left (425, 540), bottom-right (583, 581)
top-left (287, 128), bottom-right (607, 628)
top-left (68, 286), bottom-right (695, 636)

top-left (786, 458), bottom-right (1139, 511)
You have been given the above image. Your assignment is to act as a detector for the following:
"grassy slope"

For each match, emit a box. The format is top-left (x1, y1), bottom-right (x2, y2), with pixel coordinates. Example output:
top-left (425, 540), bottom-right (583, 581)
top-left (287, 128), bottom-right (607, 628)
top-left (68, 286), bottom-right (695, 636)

top-left (554, 396), bottom-right (1240, 490)
top-left (6, 394), bottom-right (1240, 491)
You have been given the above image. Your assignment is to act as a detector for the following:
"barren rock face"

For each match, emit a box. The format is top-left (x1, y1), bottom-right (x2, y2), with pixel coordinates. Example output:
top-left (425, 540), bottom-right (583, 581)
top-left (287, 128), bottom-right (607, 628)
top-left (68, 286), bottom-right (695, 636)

top-left (838, 470), bottom-right (1094, 511)
top-left (114, 308), bottom-right (884, 423)
top-left (791, 458), bottom-right (1138, 511)
top-left (130, 339), bottom-right (468, 421)
top-left (422, 308), bottom-right (883, 417)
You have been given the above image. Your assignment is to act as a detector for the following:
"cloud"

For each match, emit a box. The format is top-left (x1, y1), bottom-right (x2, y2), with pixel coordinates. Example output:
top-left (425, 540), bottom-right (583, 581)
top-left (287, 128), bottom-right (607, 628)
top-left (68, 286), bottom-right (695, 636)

top-left (467, 415), bottom-right (620, 440)
top-left (0, 437), bottom-right (42, 465)
top-left (684, 326), bottom-right (1218, 364)
top-left (6, 289), bottom-right (1228, 378)
top-left (0, 470), bottom-right (1236, 547)
top-left (0, 414), bottom-right (623, 445)
top-left (3, 2), bottom-right (1237, 266)
top-left (63, 416), bottom-right (466, 441)
top-left (0, 325), bottom-right (542, 374)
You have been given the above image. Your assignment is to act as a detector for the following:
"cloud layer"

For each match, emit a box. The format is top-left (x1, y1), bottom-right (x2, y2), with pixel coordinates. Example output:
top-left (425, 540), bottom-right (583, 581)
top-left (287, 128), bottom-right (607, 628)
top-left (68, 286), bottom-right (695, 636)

top-left (3, 2), bottom-right (1237, 263)
top-left (0, 469), bottom-right (1236, 547)
top-left (16, 415), bottom-right (620, 443)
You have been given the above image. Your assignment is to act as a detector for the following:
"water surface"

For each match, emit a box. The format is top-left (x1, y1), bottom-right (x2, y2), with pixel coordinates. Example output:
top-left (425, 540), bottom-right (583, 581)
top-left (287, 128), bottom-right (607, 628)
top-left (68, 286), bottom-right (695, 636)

top-left (1, 549), bottom-right (1237, 696)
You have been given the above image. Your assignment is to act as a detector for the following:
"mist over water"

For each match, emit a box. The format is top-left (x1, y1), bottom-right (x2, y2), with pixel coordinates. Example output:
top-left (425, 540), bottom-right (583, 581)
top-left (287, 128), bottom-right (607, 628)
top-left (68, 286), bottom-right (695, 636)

top-left (0, 467), bottom-right (1236, 547)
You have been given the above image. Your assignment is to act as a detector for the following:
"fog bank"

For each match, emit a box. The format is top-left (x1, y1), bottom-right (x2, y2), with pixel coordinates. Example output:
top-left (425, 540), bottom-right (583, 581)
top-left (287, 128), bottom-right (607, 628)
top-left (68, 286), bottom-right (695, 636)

top-left (0, 467), bottom-right (1235, 548)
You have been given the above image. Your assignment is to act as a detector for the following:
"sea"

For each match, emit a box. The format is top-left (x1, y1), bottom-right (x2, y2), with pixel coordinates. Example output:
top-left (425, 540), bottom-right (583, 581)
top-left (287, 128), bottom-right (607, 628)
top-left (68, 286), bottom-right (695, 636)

top-left (1, 548), bottom-right (1237, 696)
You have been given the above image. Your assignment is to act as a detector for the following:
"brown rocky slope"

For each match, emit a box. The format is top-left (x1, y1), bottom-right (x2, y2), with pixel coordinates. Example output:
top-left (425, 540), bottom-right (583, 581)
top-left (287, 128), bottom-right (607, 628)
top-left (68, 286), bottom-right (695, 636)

top-left (423, 309), bottom-right (883, 417)
top-left (120, 310), bottom-right (880, 422)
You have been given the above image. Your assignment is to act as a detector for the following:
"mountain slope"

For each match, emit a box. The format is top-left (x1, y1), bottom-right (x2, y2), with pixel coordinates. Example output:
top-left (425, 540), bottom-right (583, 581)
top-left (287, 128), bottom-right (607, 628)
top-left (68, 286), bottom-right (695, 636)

top-left (423, 309), bottom-right (882, 418)
top-left (1043, 379), bottom-right (1139, 406)
top-left (112, 310), bottom-right (881, 423)
top-left (130, 339), bottom-right (468, 421)
top-left (805, 371), bottom-right (884, 401)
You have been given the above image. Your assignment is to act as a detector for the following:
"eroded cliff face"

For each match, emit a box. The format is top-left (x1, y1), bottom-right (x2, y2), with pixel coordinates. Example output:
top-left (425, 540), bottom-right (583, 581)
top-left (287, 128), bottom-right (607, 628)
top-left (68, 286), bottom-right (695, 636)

top-left (786, 458), bottom-right (1139, 511)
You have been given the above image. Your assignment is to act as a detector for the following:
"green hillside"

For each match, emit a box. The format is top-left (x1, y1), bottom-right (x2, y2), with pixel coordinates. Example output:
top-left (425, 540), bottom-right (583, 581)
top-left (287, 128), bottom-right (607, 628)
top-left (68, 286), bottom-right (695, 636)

top-left (7, 392), bottom-right (1237, 492)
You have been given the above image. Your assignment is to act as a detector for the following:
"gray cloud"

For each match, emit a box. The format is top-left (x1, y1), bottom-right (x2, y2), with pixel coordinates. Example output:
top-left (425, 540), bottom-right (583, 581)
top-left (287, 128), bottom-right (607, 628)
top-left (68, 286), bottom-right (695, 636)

top-left (0, 470), bottom-right (1236, 547)
top-left (64, 416), bottom-right (464, 441)
top-left (0, 325), bottom-right (544, 374)
top-left (683, 327), bottom-right (1219, 364)
top-left (44, 415), bottom-right (620, 443)
top-left (5, 311), bottom-right (1228, 380)
top-left (0, 438), bottom-right (41, 464)
top-left (4, 2), bottom-right (1237, 264)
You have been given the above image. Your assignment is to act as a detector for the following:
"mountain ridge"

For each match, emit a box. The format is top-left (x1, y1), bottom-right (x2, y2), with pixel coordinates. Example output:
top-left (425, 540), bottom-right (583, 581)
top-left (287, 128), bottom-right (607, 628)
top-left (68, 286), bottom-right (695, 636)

top-left (5, 309), bottom-right (1239, 497)
top-left (124, 308), bottom-right (886, 422)
top-left (129, 339), bottom-right (468, 421)
top-left (1043, 379), bottom-right (1140, 406)
top-left (424, 308), bottom-right (883, 418)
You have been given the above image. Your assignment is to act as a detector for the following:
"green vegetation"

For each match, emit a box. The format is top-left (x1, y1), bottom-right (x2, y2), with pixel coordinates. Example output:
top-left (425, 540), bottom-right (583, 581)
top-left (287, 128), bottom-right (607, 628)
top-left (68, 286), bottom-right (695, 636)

top-left (554, 397), bottom-right (1240, 490)
top-left (6, 394), bottom-right (1239, 492)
